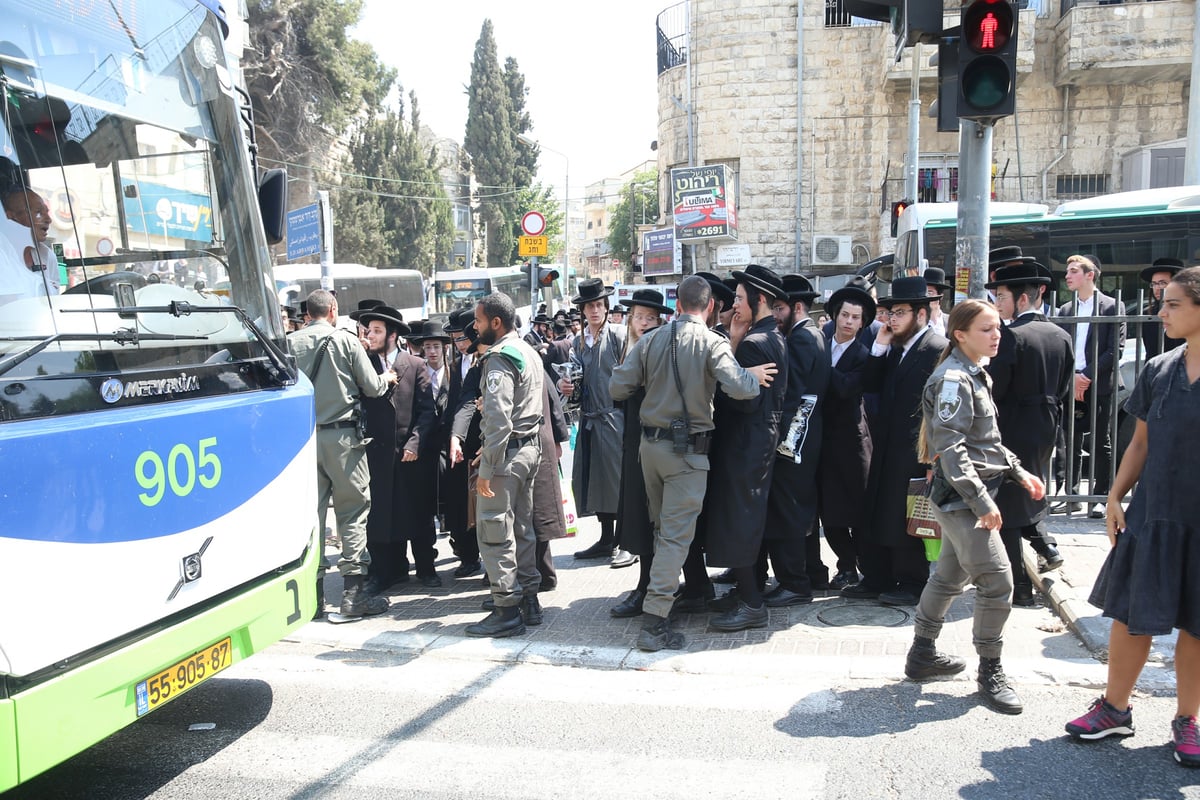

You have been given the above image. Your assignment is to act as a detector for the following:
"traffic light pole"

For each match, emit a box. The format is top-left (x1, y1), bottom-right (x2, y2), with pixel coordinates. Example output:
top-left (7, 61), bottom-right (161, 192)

top-left (954, 119), bottom-right (993, 301)
top-left (530, 255), bottom-right (539, 321)
top-left (905, 43), bottom-right (921, 204)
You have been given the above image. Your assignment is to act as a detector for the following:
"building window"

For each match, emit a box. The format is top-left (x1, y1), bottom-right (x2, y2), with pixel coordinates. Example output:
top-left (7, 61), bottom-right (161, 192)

top-left (1056, 174), bottom-right (1110, 199)
top-left (919, 166), bottom-right (958, 203)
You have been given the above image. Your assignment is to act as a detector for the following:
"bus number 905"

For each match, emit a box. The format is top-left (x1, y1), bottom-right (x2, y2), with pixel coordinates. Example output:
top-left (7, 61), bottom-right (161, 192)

top-left (136, 437), bottom-right (222, 507)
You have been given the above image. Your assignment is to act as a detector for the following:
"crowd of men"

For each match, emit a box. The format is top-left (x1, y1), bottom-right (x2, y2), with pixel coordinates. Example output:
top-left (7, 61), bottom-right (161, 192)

top-left (294, 247), bottom-right (1177, 652)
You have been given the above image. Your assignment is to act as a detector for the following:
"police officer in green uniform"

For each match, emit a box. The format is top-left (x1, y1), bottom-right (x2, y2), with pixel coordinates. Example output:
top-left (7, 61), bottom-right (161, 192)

top-left (290, 289), bottom-right (397, 619)
top-left (610, 275), bottom-right (778, 652)
top-left (468, 292), bottom-right (545, 638)
top-left (903, 299), bottom-right (1045, 715)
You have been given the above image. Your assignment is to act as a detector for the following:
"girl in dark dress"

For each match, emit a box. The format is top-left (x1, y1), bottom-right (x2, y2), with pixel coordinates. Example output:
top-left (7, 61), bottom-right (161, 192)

top-left (608, 290), bottom-right (672, 618)
top-left (1066, 267), bottom-right (1200, 768)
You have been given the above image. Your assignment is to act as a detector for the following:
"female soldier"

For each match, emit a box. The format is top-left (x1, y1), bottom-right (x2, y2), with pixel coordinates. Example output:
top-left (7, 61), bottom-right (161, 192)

top-left (608, 289), bottom-right (672, 618)
top-left (1065, 266), bottom-right (1200, 768)
top-left (902, 299), bottom-right (1044, 716)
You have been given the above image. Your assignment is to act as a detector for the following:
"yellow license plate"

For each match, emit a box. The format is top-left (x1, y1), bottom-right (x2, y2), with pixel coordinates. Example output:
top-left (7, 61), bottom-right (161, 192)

top-left (134, 637), bottom-right (233, 717)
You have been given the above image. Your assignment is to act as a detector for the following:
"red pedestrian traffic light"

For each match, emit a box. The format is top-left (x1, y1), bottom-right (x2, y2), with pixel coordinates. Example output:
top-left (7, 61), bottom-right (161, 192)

top-left (957, 0), bottom-right (1018, 122)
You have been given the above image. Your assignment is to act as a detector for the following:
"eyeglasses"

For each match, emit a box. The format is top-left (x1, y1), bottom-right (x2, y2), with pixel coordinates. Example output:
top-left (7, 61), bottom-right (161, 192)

top-left (452, 336), bottom-right (468, 343)
top-left (886, 308), bottom-right (912, 318)
top-left (1151, 280), bottom-right (1170, 289)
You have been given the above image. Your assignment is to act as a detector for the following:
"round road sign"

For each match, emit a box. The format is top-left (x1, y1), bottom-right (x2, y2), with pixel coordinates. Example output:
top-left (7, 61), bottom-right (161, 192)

top-left (521, 211), bottom-right (546, 236)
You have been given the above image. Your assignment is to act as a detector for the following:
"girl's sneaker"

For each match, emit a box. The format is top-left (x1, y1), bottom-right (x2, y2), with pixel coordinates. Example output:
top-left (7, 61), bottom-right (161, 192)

top-left (1065, 696), bottom-right (1135, 740)
top-left (1172, 715), bottom-right (1200, 767)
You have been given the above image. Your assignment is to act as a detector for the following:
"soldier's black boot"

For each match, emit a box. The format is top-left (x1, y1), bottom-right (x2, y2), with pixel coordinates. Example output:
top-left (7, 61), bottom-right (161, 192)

top-left (637, 613), bottom-right (685, 652)
top-left (978, 657), bottom-right (1023, 715)
top-left (340, 575), bottom-right (390, 617)
top-left (905, 635), bottom-right (967, 680)
top-left (465, 605), bottom-right (525, 638)
top-left (521, 593), bottom-right (544, 626)
top-left (313, 571), bottom-right (327, 620)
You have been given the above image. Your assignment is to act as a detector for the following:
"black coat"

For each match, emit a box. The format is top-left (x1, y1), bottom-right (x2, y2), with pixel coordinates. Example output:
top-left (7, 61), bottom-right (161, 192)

top-left (532, 383), bottom-right (570, 542)
top-left (704, 316), bottom-right (787, 567)
top-left (862, 329), bottom-right (949, 547)
top-left (764, 317), bottom-right (829, 541)
top-left (441, 354), bottom-right (471, 537)
top-left (987, 312), bottom-right (1074, 527)
top-left (362, 351), bottom-right (437, 544)
top-left (818, 336), bottom-right (873, 528)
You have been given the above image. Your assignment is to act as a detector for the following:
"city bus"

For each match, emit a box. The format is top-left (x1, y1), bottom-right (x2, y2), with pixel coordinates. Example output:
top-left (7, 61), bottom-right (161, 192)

top-left (0, 0), bottom-right (318, 789)
top-left (273, 263), bottom-right (426, 324)
top-left (433, 266), bottom-right (537, 328)
top-left (895, 187), bottom-right (1200, 305)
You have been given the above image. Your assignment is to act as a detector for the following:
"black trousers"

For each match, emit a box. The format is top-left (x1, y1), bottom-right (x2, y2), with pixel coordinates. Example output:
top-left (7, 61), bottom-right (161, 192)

top-left (823, 524), bottom-right (859, 574)
top-left (1059, 392), bottom-right (1114, 497)
top-left (858, 535), bottom-right (930, 596)
top-left (1000, 523), bottom-right (1057, 591)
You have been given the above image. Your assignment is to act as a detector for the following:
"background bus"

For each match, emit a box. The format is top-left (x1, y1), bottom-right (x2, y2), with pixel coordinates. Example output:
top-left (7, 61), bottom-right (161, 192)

top-left (0, 0), bottom-right (317, 789)
top-left (896, 188), bottom-right (1200, 307)
top-left (274, 263), bottom-right (426, 325)
top-left (433, 267), bottom-right (536, 329)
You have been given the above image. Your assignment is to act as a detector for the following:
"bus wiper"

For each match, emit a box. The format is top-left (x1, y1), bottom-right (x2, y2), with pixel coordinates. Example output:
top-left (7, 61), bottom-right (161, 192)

top-left (64, 301), bottom-right (295, 385)
top-left (0, 330), bottom-right (207, 379)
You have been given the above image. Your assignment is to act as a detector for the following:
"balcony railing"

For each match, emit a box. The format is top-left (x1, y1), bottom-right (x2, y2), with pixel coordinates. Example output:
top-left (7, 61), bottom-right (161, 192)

top-left (657, 1), bottom-right (688, 75)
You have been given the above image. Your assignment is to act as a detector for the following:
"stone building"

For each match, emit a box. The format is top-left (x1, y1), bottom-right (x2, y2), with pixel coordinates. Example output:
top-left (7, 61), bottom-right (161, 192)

top-left (653, 0), bottom-right (1196, 276)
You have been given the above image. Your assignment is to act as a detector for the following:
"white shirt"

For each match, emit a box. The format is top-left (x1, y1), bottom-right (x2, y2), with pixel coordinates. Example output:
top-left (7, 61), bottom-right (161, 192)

top-left (427, 364), bottom-right (445, 394)
top-left (831, 336), bottom-right (853, 367)
top-left (870, 327), bottom-right (927, 362)
top-left (460, 353), bottom-right (472, 383)
top-left (1072, 294), bottom-right (1094, 371)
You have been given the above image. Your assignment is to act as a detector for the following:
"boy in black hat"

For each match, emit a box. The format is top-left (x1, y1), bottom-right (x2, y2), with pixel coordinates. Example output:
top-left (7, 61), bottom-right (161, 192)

top-left (1141, 257), bottom-right (1186, 357)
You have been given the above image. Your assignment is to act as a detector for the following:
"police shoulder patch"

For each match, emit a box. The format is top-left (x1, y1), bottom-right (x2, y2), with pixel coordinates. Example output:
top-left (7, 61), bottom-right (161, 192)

top-left (485, 369), bottom-right (503, 394)
top-left (937, 375), bottom-right (963, 422)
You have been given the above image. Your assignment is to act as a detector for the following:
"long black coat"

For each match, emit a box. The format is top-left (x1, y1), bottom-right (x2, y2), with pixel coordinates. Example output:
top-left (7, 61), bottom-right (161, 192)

top-left (532, 383), bottom-right (570, 542)
top-left (764, 317), bottom-right (829, 541)
top-left (704, 315), bottom-right (787, 567)
top-left (818, 336), bottom-right (873, 528)
top-left (862, 329), bottom-right (949, 547)
top-left (616, 386), bottom-right (653, 557)
top-left (362, 351), bottom-right (436, 544)
top-left (987, 312), bottom-right (1074, 527)
top-left (441, 354), bottom-right (471, 537)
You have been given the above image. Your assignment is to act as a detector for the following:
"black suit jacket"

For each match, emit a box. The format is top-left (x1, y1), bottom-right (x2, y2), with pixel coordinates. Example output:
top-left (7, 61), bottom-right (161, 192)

top-left (819, 335), bottom-right (873, 527)
top-left (1056, 292), bottom-right (1125, 396)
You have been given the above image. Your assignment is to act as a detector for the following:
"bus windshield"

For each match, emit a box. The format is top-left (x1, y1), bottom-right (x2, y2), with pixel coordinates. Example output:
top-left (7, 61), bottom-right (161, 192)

top-left (435, 278), bottom-right (490, 314)
top-left (0, 0), bottom-right (288, 420)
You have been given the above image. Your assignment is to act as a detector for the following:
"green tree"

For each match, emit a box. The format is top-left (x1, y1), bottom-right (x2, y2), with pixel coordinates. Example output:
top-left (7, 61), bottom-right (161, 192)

top-left (243, 0), bottom-right (395, 201)
top-left (505, 57), bottom-right (537, 191)
top-left (464, 21), bottom-right (514, 268)
top-left (606, 170), bottom-right (660, 264)
top-left (329, 93), bottom-right (454, 274)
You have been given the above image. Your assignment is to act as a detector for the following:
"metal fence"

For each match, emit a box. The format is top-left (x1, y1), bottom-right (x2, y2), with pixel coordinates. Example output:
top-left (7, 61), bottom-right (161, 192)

top-left (1045, 290), bottom-right (1171, 513)
top-left (656, 1), bottom-right (688, 75)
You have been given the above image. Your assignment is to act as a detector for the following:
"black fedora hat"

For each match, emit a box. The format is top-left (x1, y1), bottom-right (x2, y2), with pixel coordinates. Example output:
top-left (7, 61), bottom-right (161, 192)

top-left (348, 298), bottom-right (386, 321)
top-left (571, 277), bottom-right (614, 305)
top-left (1140, 257), bottom-right (1185, 283)
top-left (696, 271), bottom-right (735, 308)
top-left (985, 262), bottom-right (1053, 289)
top-left (532, 312), bottom-right (553, 324)
top-left (780, 273), bottom-right (820, 303)
top-left (923, 267), bottom-right (951, 292)
top-left (988, 246), bottom-right (1037, 269)
top-left (442, 308), bottom-right (472, 333)
top-left (607, 305), bottom-right (627, 317)
top-left (731, 263), bottom-right (788, 302)
top-left (408, 318), bottom-right (451, 343)
top-left (620, 287), bottom-right (673, 315)
top-left (878, 276), bottom-right (933, 308)
top-left (826, 278), bottom-right (877, 322)
top-left (356, 304), bottom-right (410, 334)
top-left (282, 305), bottom-right (304, 325)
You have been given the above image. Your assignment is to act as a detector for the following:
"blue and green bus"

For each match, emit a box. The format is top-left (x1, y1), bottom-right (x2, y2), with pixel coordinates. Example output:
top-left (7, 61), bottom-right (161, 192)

top-left (0, 0), bottom-right (318, 789)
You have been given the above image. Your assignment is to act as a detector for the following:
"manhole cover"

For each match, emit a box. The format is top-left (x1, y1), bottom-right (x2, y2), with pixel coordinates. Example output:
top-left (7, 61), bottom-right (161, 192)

top-left (817, 604), bottom-right (910, 628)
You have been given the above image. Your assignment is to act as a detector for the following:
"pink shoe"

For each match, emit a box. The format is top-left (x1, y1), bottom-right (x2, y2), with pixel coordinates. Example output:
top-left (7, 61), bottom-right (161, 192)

top-left (1173, 715), bottom-right (1200, 767)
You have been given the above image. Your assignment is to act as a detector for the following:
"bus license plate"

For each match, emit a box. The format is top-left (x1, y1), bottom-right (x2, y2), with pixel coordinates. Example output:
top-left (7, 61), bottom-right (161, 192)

top-left (134, 637), bottom-right (233, 717)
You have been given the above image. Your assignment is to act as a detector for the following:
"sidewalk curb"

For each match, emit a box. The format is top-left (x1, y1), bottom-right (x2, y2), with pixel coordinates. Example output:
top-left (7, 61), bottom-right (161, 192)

top-left (284, 621), bottom-right (1174, 692)
top-left (1024, 547), bottom-right (1111, 656)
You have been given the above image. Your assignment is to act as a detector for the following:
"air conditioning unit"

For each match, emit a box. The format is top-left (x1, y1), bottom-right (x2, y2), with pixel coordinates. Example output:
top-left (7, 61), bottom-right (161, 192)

top-left (811, 234), bottom-right (853, 266)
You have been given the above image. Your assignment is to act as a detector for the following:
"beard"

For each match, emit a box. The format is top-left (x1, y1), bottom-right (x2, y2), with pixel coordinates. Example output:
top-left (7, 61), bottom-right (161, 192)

top-left (478, 325), bottom-right (499, 346)
top-left (890, 314), bottom-right (922, 346)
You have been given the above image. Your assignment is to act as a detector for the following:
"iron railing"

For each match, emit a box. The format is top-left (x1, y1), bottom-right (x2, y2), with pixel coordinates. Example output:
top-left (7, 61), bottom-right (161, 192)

top-left (657, 1), bottom-right (688, 75)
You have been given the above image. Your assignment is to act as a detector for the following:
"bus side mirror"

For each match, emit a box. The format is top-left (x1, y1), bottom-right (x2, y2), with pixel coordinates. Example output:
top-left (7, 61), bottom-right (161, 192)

top-left (258, 168), bottom-right (287, 245)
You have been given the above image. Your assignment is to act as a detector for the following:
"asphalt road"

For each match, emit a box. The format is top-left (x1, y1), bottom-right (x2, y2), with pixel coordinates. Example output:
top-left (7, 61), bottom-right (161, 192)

top-left (8, 639), bottom-right (1198, 800)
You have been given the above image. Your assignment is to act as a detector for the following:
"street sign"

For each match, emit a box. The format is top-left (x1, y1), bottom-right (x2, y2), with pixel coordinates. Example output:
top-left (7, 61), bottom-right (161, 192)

top-left (521, 211), bottom-right (546, 236)
top-left (286, 203), bottom-right (321, 261)
top-left (519, 235), bottom-right (548, 257)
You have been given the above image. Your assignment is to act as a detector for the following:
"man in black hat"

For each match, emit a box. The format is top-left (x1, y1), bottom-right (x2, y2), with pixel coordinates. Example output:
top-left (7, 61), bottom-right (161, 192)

top-left (758, 273), bottom-right (830, 609)
top-left (986, 255), bottom-right (1075, 604)
top-left (291, 290), bottom-right (397, 619)
top-left (443, 309), bottom-right (481, 578)
top-left (1140, 257), bottom-right (1186, 357)
top-left (844, 276), bottom-right (948, 607)
top-left (924, 267), bottom-right (952, 337)
top-left (822, 275), bottom-right (883, 349)
top-left (817, 281), bottom-right (877, 589)
top-left (704, 265), bottom-right (789, 631)
top-left (526, 312), bottom-right (552, 350)
top-left (696, 271), bottom-right (735, 338)
top-left (1055, 254), bottom-right (1125, 518)
top-left (559, 278), bottom-right (634, 568)
top-left (358, 305), bottom-right (440, 592)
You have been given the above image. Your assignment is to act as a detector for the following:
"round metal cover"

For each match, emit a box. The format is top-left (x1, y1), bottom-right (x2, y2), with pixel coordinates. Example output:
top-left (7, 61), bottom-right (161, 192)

top-left (817, 604), bottom-right (910, 628)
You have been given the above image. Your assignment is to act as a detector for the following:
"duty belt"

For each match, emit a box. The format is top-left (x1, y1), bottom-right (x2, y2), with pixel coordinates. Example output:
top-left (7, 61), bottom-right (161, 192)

top-left (506, 433), bottom-right (538, 450)
top-left (642, 425), bottom-right (712, 454)
top-left (317, 419), bottom-right (358, 430)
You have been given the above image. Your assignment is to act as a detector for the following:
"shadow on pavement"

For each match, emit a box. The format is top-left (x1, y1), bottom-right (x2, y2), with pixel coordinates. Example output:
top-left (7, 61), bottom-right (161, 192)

top-left (775, 682), bottom-right (972, 739)
top-left (4, 678), bottom-right (274, 800)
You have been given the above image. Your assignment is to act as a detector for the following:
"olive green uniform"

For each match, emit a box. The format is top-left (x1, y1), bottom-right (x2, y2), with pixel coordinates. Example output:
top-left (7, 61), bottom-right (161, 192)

top-left (610, 314), bottom-right (761, 618)
top-left (915, 349), bottom-right (1033, 658)
top-left (477, 330), bottom-right (545, 607)
top-left (291, 320), bottom-right (391, 577)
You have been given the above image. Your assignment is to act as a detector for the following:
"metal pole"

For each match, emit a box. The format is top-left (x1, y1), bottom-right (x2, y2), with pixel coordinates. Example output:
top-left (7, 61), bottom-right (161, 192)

top-left (1186, 0), bottom-right (1200, 184)
top-left (318, 189), bottom-right (333, 291)
top-left (562, 160), bottom-right (569, 307)
top-left (530, 254), bottom-right (539, 323)
top-left (905, 43), bottom-right (921, 203)
top-left (955, 119), bottom-right (993, 301)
